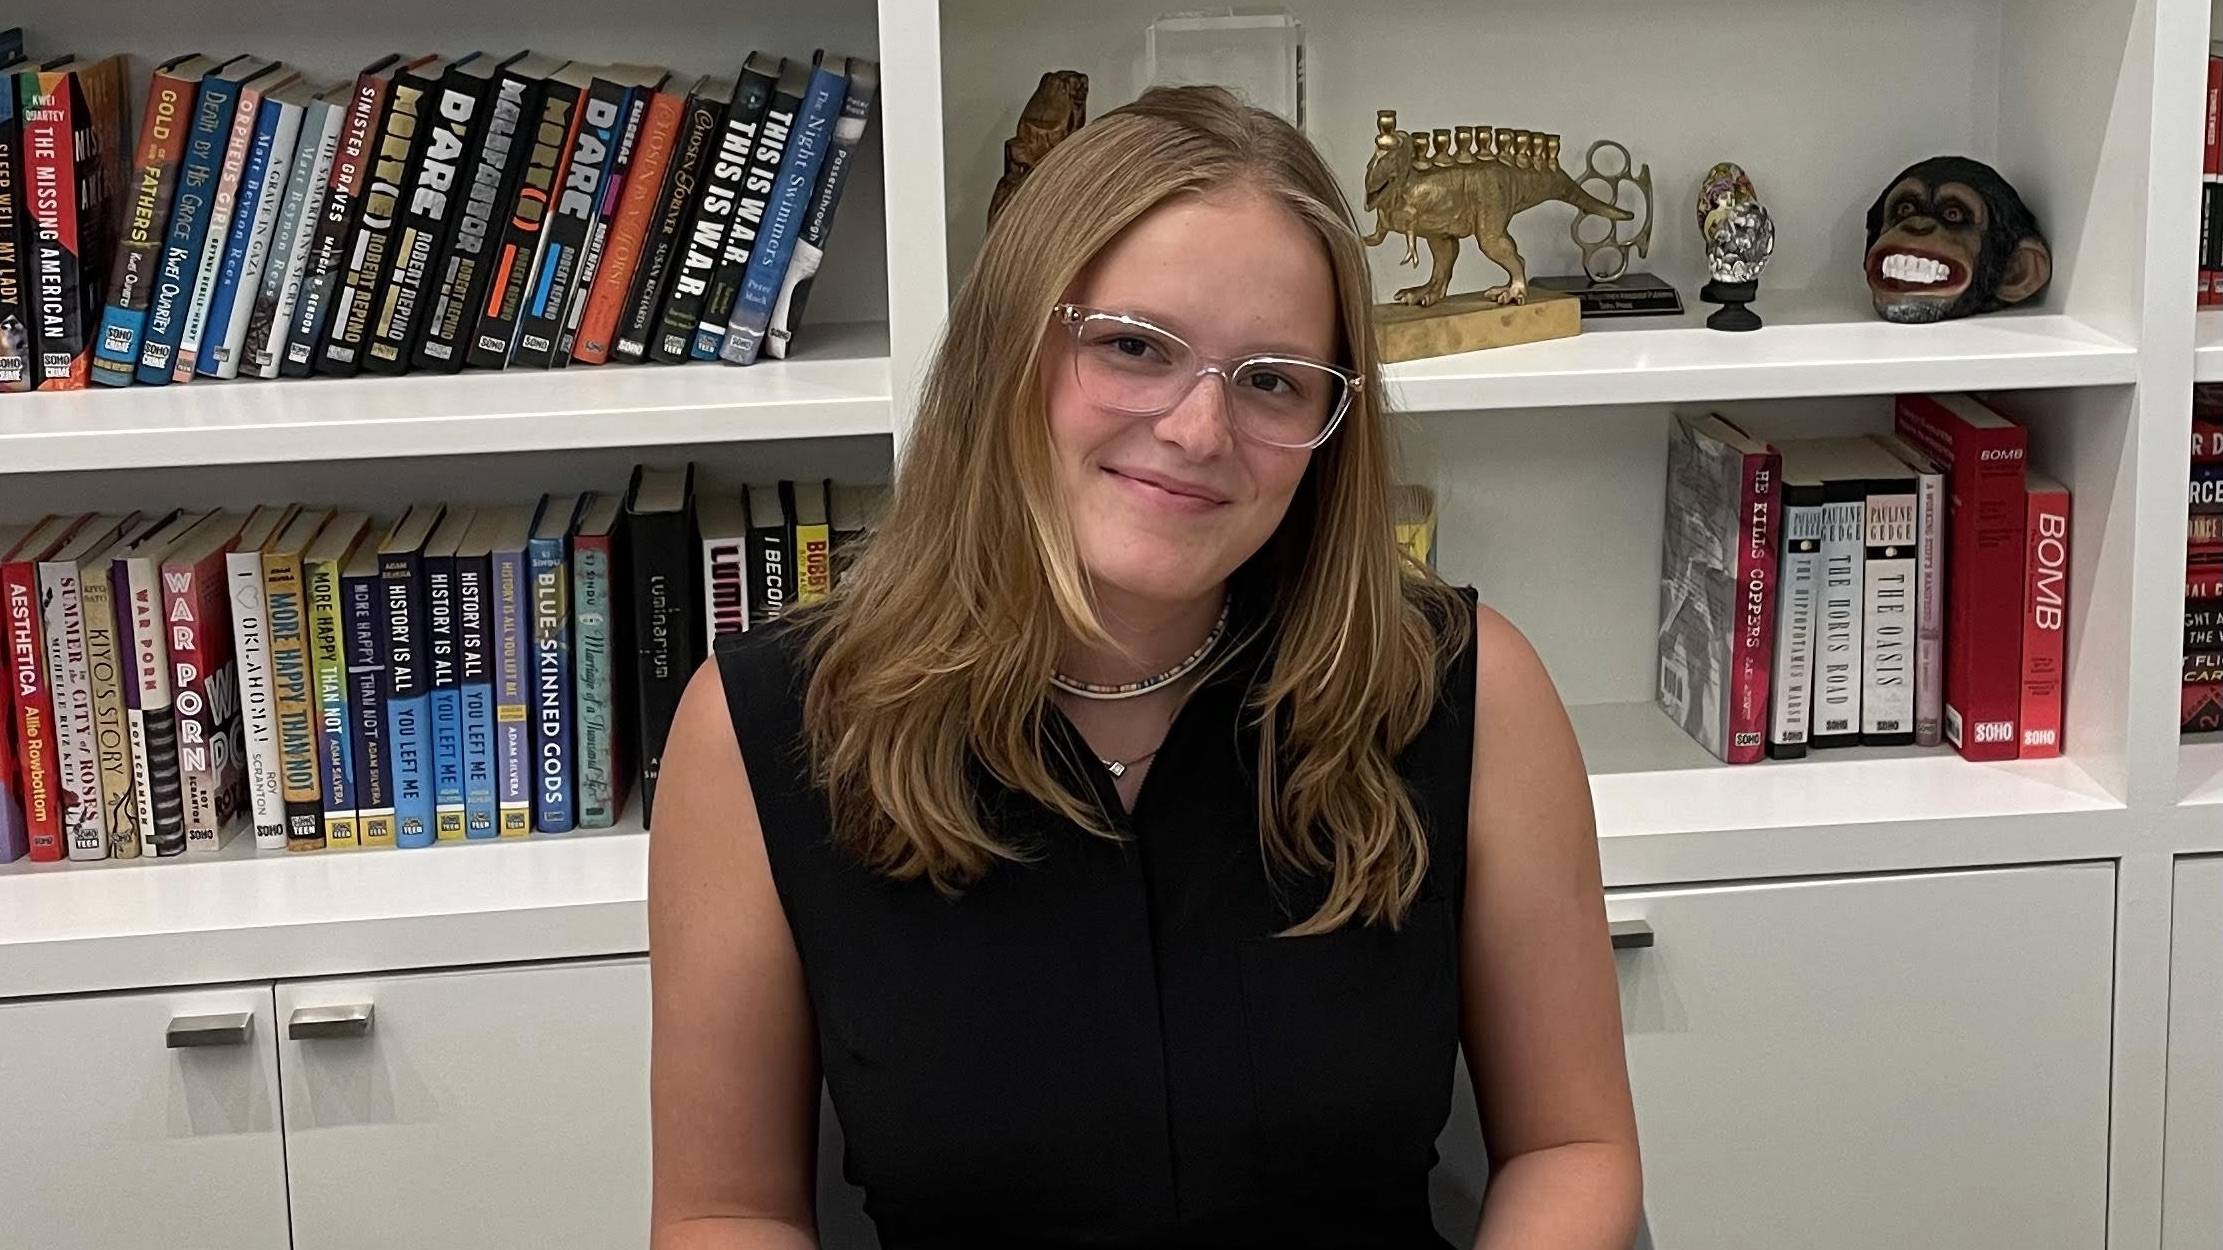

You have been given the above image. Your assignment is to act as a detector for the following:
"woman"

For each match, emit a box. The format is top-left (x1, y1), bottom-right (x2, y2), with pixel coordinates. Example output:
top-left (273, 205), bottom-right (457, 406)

top-left (649, 86), bottom-right (1640, 1249)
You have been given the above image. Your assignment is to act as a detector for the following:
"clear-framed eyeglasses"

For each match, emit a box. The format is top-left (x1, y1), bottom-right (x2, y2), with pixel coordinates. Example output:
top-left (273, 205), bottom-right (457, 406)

top-left (1051, 304), bottom-right (1362, 451)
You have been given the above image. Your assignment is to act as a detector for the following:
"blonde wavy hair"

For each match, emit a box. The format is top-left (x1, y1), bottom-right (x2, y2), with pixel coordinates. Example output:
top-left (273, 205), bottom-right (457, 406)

top-left (804, 86), bottom-right (1470, 934)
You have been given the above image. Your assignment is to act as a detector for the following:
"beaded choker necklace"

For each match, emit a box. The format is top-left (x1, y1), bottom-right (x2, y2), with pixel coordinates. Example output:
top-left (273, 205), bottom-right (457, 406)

top-left (1049, 603), bottom-right (1230, 702)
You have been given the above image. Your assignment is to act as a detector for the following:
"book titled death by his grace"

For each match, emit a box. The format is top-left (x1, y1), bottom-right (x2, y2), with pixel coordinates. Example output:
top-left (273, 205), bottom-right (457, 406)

top-left (91, 54), bottom-right (221, 386)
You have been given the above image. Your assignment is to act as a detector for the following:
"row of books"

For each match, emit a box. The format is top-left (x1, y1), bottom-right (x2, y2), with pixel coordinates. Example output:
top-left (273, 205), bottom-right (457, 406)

top-left (1658, 393), bottom-right (2071, 765)
top-left (2186, 387), bottom-right (2223, 731)
top-left (0, 468), bottom-right (886, 864)
top-left (2201, 48), bottom-right (2223, 306)
top-left (0, 28), bottom-right (878, 391)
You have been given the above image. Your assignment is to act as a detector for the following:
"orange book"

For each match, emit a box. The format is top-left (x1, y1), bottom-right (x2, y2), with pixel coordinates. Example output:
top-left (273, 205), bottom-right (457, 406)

top-left (572, 88), bottom-right (684, 364)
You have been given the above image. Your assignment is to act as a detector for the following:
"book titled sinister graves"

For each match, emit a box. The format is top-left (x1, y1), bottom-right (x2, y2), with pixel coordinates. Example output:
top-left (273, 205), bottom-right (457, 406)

top-left (283, 54), bottom-right (416, 377)
top-left (1655, 412), bottom-right (1780, 765)
top-left (319, 55), bottom-right (445, 376)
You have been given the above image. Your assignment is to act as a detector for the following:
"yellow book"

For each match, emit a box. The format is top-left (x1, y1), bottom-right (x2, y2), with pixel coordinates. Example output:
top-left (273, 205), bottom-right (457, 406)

top-left (1392, 484), bottom-right (1438, 569)
top-left (264, 509), bottom-right (334, 851)
top-left (305, 514), bottom-right (370, 849)
top-left (792, 479), bottom-right (833, 603)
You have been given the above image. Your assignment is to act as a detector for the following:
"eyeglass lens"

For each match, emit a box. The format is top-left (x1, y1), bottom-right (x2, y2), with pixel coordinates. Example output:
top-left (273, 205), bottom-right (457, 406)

top-left (1067, 315), bottom-right (1346, 448)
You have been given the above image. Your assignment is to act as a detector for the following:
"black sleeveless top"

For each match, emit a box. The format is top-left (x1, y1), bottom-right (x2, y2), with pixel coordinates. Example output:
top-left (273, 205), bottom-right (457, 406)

top-left (715, 597), bottom-right (1478, 1249)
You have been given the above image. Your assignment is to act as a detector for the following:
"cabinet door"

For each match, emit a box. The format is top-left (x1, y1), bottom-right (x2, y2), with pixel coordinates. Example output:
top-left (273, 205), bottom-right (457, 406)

top-left (2166, 856), bottom-right (2223, 1250)
top-left (278, 957), bottom-right (650, 1250)
top-left (1612, 863), bottom-right (2113, 1250)
top-left (0, 982), bottom-right (290, 1250)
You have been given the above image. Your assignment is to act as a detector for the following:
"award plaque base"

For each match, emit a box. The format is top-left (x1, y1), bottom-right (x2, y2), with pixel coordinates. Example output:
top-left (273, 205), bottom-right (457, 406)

top-left (1530, 272), bottom-right (1684, 318)
top-left (1373, 288), bottom-right (1580, 363)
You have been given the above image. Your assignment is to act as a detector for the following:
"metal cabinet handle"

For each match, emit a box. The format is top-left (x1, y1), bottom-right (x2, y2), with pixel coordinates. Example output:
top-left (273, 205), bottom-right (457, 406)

top-left (1609, 919), bottom-right (1655, 950)
top-left (288, 1003), bottom-right (375, 1040)
top-left (167, 1011), bottom-right (254, 1048)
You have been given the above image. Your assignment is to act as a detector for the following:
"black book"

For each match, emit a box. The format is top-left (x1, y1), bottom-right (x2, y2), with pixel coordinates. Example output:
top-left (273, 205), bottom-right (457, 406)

top-left (691, 54), bottom-right (785, 360)
top-left (650, 74), bottom-right (748, 362)
top-left (623, 463), bottom-right (698, 828)
top-left (363, 52), bottom-right (497, 374)
top-left (318, 55), bottom-right (446, 376)
top-left (746, 481), bottom-right (794, 627)
top-left (467, 60), bottom-right (584, 370)
top-left (0, 52), bottom-right (33, 391)
top-left (282, 54), bottom-right (409, 378)
top-left (614, 75), bottom-right (725, 363)
top-left (559, 67), bottom-right (662, 361)
top-left (512, 64), bottom-right (634, 368)
top-left (414, 50), bottom-right (550, 372)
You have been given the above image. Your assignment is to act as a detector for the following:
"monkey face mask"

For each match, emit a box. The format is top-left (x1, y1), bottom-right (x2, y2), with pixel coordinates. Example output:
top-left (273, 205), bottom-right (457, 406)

top-left (1863, 156), bottom-right (2051, 324)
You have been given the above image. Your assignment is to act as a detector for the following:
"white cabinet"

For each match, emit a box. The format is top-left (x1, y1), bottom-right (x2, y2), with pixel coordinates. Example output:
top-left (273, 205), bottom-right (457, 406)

top-left (1611, 863), bottom-right (2115, 1250)
top-left (0, 982), bottom-right (291, 1250)
top-left (2165, 856), bottom-right (2223, 1250)
top-left (277, 957), bottom-right (652, 1250)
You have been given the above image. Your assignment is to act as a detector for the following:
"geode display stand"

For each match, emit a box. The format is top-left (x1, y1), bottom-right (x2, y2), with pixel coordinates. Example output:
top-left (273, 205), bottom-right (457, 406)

top-left (1700, 280), bottom-right (1761, 332)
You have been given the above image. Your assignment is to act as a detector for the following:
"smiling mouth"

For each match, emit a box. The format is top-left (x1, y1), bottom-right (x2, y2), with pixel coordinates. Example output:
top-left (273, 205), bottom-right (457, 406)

top-left (1868, 249), bottom-right (1968, 296)
top-left (1106, 467), bottom-right (1227, 508)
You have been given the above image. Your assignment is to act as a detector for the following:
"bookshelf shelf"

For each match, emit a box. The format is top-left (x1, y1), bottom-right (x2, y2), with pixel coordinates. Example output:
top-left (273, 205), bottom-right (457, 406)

top-left (0, 321), bottom-right (893, 474)
top-left (2197, 310), bottom-right (2223, 383)
top-left (1382, 299), bottom-right (2138, 414)
top-left (0, 820), bottom-right (648, 1000)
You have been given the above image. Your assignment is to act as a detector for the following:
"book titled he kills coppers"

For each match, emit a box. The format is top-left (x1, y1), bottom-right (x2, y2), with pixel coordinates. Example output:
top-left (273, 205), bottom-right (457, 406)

top-left (1655, 412), bottom-right (1779, 765)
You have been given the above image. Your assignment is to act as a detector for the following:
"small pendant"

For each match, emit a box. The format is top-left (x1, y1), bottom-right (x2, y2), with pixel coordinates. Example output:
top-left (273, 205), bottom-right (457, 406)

top-left (1102, 759), bottom-right (1127, 779)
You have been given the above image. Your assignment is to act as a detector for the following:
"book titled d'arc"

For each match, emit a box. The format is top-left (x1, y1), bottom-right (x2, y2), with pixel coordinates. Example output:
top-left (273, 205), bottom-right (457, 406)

top-left (468, 61), bottom-right (584, 370)
top-left (364, 53), bottom-right (497, 373)
top-left (318, 55), bottom-right (445, 376)
top-left (380, 505), bottom-right (444, 848)
top-left (512, 64), bottom-right (633, 368)
top-left (415, 51), bottom-right (552, 372)
top-left (564, 70), bottom-right (663, 362)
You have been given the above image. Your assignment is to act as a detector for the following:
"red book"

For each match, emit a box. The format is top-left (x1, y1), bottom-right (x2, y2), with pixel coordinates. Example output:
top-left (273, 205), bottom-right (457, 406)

top-left (2194, 561), bottom-right (2223, 601)
top-left (2196, 414), bottom-right (2223, 462)
top-left (2019, 475), bottom-right (2070, 758)
top-left (160, 514), bottom-right (248, 853)
top-left (573, 88), bottom-right (683, 365)
top-left (1657, 413), bottom-right (1778, 764)
top-left (2187, 673), bottom-right (2223, 733)
top-left (1894, 393), bottom-right (2029, 760)
top-left (2, 516), bottom-right (89, 859)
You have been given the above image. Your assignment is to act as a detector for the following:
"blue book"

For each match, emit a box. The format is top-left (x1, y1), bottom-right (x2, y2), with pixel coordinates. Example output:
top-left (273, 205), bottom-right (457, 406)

top-left (92, 54), bottom-right (223, 387)
top-left (196, 88), bottom-right (285, 377)
top-left (380, 505), bottom-right (444, 849)
top-left (137, 59), bottom-right (267, 385)
top-left (456, 512), bottom-right (499, 839)
top-left (529, 494), bottom-right (581, 834)
top-left (425, 507), bottom-right (472, 841)
top-left (341, 543), bottom-right (396, 849)
top-left (718, 53), bottom-right (847, 366)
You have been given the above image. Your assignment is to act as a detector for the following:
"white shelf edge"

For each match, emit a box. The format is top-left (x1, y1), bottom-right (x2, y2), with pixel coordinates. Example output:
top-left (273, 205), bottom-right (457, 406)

top-left (2196, 310), bottom-right (2223, 383)
top-left (0, 320), bottom-right (894, 474)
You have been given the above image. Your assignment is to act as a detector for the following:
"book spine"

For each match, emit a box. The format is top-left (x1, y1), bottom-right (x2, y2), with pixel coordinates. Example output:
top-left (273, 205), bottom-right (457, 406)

top-left (2187, 674), bottom-right (2223, 733)
top-left (284, 69), bottom-right (385, 376)
top-left (635, 510), bottom-right (694, 828)
top-left (575, 90), bottom-right (680, 363)
top-left (1813, 482), bottom-right (1865, 748)
top-left (2022, 485), bottom-right (2070, 758)
top-left (574, 532), bottom-right (618, 827)
top-left (655, 101), bottom-right (752, 361)
top-left (383, 546), bottom-right (434, 847)
top-left (417, 68), bottom-right (537, 371)
top-left (310, 555), bottom-right (358, 849)
top-left (721, 63), bottom-right (847, 366)
top-left (321, 73), bottom-right (431, 375)
top-left (365, 72), bottom-right (487, 372)
top-left (1860, 483), bottom-right (1918, 745)
top-left (428, 548), bottom-right (464, 840)
top-left (138, 75), bottom-right (236, 385)
top-left (248, 100), bottom-right (339, 377)
top-left (493, 543), bottom-right (532, 836)
top-left (5, 558), bottom-right (62, 859)
top-left (796, 516), bottom-right (832, 604)
top-left (765, 64), bottom-right (875, 359)
top-left (470, 75), bottom-right (581, 370)
top-left (1725, 453), bottom-right (1778, 765)
top-left (1768, 490), bottom-right (1822, 759)
top-left (704, 528), bottom-right (748, 641)
top-left (343, 566), bottom-right (395, 848)
top-left (617, 94), bottom-right (720, 361)
top-left (21, 70), bottom-right (86, 389)
top-left (228, 548), bottom-right (288, 850)
top-left (1908, 464), bottom-right (1945, 747)
top-left (178, 79), bottom-right (264, 380)
top-left (0, 632), bottom-right (22, 860)
top-left (0, 76), bottom-right (29, 392)
top-left (40, 559), bottom-right (104, 859)
top-left (560, 86), bottom-right (649, 358)
top-left (695, 68), bottom-right (781, 359)
top-left (266, 549), bottom-right (323, 850)
top-left (167, 556), bottom-right (243, 853)
top-left (81, 567), bottom-right (136, 859)
top-left (457, 552), bottom-right (498, 838)
top-left (515, 77), bottom-right (622, 367)
top-left (2197, 564), bottom-right (2223, 603)
top-left (122, 557), bottom-right (186, 856)
top-left (94, 66), bottom-right (200, 386)
top-left (202, 95), bottom-right (298, 379)
top-left (530, 532), bottom-right (574, 833)
top-left (748, 509), bottom-right (792, 629)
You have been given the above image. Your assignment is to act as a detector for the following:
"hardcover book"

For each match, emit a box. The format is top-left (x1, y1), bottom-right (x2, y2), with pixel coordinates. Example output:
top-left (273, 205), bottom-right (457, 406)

top-left (2021, 475), bottom-right (2070, 758)
top-left (693, 54), bottom-right (784, 360)
top-left (340, 542), bottom-right (396, 848)
top-left (828, 482), bottom-right (885, 586)
top-left (22, 55), bottom-right (132, 389)
top-left (308, 513), bottom-right (370, 848)
top-left (1768, 467), bottom-right (1823, 759)
top-left (455, 513), bottom-right (500, 838)
top-left (92, 54), bottom-right (220, 386)
top-left (283, 54), bottom-right (414, 376)
top-left (765, 60), bottom-right (877, 359)
top-left (226, 504), bottom-right (298, 850)
top-left (202, 80), bottom-right (314, 380)
top-left (265, 507), bottom-right (331, 850)
top-left (721, 54), bottom-right (847, 366)
top-left (416, 51), bottom-right (554, 371)
top-left (469, 60), bottom-right (583, 370)
top-left (1873, 434), bottom-right (1946, 747)
top-left (363, 52), bottom-right (496, 372)
top-left (574, 82), bottom-right (682, 363)
top-left (626, 465), bottom-right (698, 829)
top-left (162, 511), bottom-right (250, 853)
top-left (560, 67), bottom-right (662, 360)
top-left (1894, 393), bottom-right (2029, 761)
top-left (40, 514), bottom-right (136, 859)
top-left (513, 64), bottom-right (643, 367)
top-left (615, 76), bottom-right (725, 362)
top-left (1656, 413), bottom-right (1778, 765)
top-left (139, 57), bottom-right (268, 385)
top-left (0, 54), bottom-right (35, 392)
top-left (0, 522), bottom-right (27, 859)
top-left (425, 507), bottom-right (474, 840)
top-left (319, 56), bottom-right (443, 375)
top-left (651, 73), bottom-right (746, 361)
top-left (748, 482), bottom-right (795, 628)
top-left (381, 505), bottom-right (444, 848)
top-left (484, 504), bottom-right (536, 836)
top-left (5, 515), bottom-right (86, 859)
top-left (792, 480), bottom-right (832, 603)
top-left (699, 488), bottom-right (748, 641)
top-left (572, 493), bottom-right (627, 828)
top-left (247, 89), bottom-right (345, 377)
top-left (530, 494), bottom-right (582, 833)
top-left (83, 518), bottom-right (168, 859)
top-left (180, 62), bottom-right (296, 380)
top-left (116, 511), bottom-right (215, 856)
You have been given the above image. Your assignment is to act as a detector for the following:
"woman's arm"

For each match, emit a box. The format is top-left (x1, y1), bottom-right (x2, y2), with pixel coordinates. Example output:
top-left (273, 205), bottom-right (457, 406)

top-left (1460, 607), bottom-right (1643, 1250)
top-left (649, 661), bottom-right (822, 1250)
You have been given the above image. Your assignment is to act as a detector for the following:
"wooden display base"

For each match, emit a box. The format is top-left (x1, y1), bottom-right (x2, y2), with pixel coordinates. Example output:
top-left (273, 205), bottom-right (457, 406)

top-left (1373, 288), bottom-right (1581, 363)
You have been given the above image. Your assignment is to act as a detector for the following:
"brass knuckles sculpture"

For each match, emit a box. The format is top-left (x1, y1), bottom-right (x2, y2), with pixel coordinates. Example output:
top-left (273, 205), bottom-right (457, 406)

top-left (1361, 110), bottom-right (1634, 307)
top-left (1568, 140), bottom-right (1654, 283)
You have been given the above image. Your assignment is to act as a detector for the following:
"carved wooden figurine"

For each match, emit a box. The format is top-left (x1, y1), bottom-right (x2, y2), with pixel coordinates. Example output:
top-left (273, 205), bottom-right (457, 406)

top-left (988, 71), bottom-right (1089, 229)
